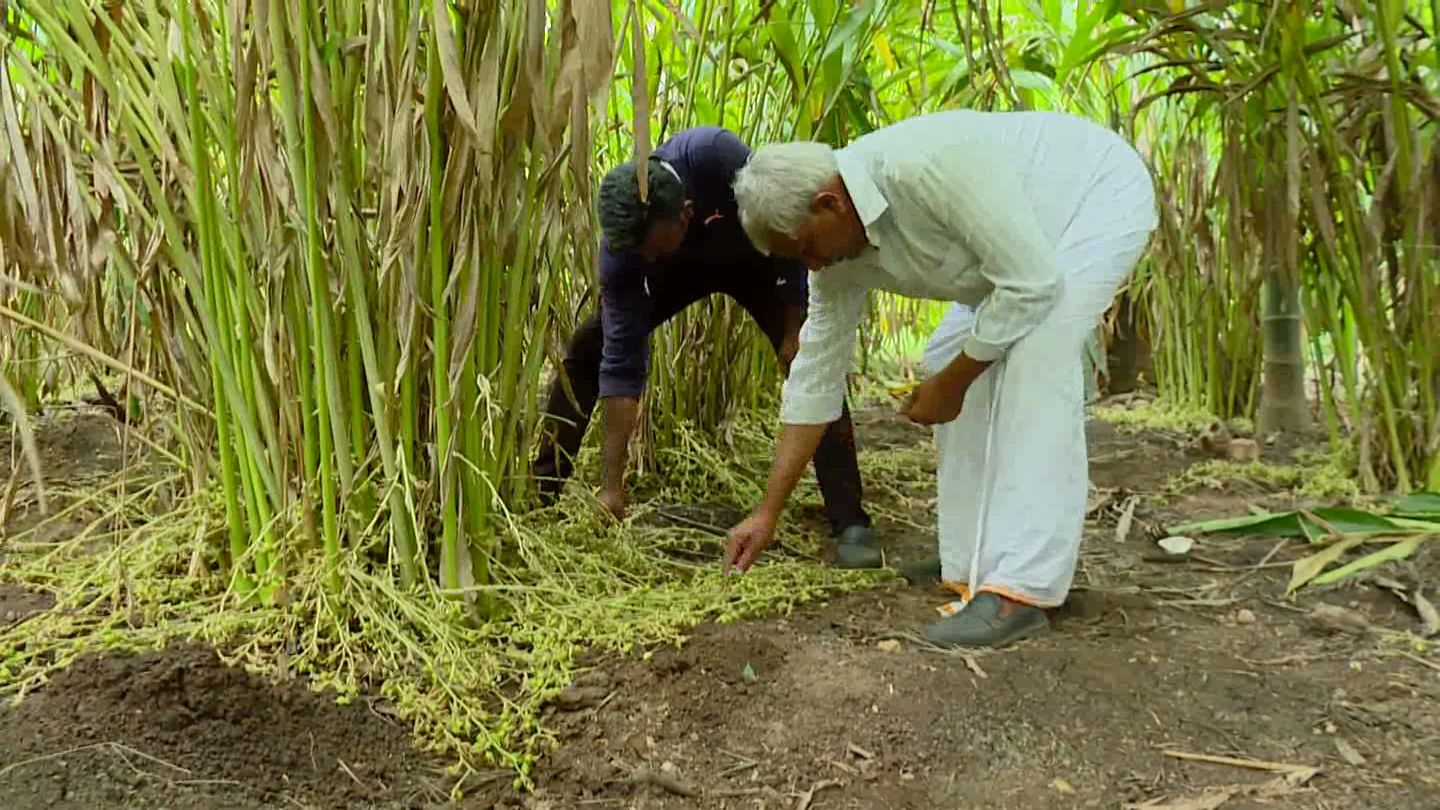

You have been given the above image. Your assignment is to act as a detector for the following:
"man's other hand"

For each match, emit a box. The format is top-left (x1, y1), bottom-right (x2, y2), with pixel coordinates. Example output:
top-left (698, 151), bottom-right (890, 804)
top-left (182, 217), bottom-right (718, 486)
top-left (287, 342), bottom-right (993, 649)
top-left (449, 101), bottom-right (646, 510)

top-left (724, 510), bottom-right (778, 574)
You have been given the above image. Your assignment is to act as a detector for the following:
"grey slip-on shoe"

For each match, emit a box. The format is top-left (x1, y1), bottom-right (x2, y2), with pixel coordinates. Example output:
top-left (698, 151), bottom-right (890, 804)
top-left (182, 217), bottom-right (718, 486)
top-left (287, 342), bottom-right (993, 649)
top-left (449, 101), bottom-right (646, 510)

top-left (920, 592), bottom-right (1048, 648)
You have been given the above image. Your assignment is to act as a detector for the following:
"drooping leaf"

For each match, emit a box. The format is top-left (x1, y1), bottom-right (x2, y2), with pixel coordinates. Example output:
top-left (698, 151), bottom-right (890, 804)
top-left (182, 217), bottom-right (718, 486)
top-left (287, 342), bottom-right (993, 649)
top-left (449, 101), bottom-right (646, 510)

top-left (1286, 535), bottom-right (1366, 594)
top-left (1309, 537), bottom-right (1432, 588)
top-left (819, 0), bottom-right (873, 62)
top-left (1058, 1), bottom-right (1107, 77)
top-left (1009, 69), bottom-right (1055, 92)
top-left (1168, 507), bottom-right (1408, 541)
top-left (764, 12), bottom-right (803, 94)
top-left (0, 373), bottom-right (46, 514)
top-left (430, 0), bottom-right (480, 141)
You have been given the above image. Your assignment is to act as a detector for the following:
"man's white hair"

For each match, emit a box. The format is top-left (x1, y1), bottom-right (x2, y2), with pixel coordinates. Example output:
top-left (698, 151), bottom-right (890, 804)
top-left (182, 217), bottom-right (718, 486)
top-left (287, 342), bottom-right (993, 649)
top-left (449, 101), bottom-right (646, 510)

top-left (732, 141), bottom-right (840, 255)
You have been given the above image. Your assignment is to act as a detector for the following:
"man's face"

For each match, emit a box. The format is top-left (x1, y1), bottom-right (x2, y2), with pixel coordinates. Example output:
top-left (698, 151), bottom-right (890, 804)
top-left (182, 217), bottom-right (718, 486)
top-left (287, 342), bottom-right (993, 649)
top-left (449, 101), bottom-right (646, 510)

top-left (636, 200), bottom-right (694, 262)
top-left (764, 190), bottom-right (867, 271)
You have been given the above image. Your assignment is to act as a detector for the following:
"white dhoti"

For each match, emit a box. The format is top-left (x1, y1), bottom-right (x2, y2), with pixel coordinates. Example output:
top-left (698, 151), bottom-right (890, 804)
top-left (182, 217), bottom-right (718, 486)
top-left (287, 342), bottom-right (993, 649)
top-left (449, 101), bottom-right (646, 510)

top-left (920, 158), bottom-right (1157, 608)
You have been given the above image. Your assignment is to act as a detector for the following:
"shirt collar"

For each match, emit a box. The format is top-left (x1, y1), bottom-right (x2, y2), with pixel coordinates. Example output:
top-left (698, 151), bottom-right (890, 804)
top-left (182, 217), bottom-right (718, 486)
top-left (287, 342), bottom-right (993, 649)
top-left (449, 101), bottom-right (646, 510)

top-left (835, 148), bottom-right (888, 245)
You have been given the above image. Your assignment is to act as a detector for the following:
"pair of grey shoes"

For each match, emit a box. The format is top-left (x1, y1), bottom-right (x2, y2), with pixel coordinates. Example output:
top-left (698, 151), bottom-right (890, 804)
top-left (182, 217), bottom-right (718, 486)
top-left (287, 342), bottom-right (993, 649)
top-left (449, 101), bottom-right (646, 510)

top-left (896, 556), bottom-right (1049, 648)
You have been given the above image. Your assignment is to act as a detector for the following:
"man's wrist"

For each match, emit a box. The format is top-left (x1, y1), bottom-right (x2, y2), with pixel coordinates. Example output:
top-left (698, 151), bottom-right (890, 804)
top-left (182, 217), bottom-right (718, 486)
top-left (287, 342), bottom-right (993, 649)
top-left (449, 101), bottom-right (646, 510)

top-left (942, 352), bottom-right (993, 387)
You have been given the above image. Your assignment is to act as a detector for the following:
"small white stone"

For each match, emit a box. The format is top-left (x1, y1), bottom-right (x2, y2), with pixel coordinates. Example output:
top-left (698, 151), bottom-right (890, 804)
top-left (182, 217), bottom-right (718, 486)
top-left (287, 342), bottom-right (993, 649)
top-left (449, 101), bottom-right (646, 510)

top-left (1158, 536), bottom-right (1195, 555)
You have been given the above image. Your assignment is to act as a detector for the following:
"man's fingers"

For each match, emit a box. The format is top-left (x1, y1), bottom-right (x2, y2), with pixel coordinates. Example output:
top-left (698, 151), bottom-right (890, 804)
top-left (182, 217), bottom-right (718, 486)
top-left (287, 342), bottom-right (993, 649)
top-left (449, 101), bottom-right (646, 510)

top-left (724, 533), bottom-right (747, 575)
top-left (737, 536), bottom-right (764, 572)
top-left (725, 530), bottom-right (761, 575)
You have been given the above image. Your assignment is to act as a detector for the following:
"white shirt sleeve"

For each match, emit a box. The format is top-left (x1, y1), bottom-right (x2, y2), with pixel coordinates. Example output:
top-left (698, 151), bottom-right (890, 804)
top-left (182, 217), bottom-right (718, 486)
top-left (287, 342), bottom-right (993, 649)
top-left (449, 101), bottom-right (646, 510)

top-left (779, 267), bottom-right (867, 425)
top-left (896, 145), bottom-right (1063, 362)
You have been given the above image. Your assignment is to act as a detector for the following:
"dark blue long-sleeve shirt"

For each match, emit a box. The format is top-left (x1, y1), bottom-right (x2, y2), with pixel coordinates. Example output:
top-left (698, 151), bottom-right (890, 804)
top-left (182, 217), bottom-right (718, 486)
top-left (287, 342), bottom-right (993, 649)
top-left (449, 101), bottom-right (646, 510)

top-left (598, 127), bottom-right (810, 398)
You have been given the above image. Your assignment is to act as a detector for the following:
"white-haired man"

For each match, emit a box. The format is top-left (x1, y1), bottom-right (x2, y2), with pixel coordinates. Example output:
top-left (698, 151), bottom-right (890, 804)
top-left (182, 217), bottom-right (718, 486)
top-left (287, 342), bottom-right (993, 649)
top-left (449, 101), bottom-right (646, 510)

top-left (722, 109), bottom-right (1157, 648)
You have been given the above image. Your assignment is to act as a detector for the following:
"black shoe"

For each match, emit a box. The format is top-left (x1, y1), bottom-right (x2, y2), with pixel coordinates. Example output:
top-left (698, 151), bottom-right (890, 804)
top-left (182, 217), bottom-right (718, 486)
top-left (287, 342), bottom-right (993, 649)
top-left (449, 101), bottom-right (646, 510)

top-left (833, 525), bottom-right (883, 569)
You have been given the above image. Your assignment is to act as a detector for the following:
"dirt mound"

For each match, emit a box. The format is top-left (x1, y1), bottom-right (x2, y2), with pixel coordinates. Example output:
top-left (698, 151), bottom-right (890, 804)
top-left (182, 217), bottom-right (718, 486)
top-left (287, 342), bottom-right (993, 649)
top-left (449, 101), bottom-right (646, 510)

top-left (0, 644), bottom-right (445, 810)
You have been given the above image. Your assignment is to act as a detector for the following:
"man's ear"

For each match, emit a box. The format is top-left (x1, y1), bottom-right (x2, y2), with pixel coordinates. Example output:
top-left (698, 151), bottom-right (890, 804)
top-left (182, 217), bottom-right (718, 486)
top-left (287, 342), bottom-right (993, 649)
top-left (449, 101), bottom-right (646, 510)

top-left (810, 190), bottom-right (844, 215)
top-left (680, 199), bottom-right (695, 221)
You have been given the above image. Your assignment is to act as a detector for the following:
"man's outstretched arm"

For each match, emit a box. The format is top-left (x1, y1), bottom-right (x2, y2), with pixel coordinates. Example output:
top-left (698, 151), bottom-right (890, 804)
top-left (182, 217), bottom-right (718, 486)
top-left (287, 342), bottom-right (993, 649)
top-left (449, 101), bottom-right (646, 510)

top-left (724, 422), bottom-right (828, 573)
top-left (725, 269), bottom-right (867, 572)
top-left (596, 261), bottom-right (654, 519)
top-left (599, 396), bottom-right (639, 513)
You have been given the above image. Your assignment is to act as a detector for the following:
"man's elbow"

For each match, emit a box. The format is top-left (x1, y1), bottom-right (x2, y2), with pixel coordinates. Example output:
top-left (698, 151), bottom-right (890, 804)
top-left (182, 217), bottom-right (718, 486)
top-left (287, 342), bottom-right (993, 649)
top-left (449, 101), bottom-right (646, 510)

top-left (1004, 274), bottom-right (1064, 327)
top-left (1022, 274), bottom-right (1063, 311)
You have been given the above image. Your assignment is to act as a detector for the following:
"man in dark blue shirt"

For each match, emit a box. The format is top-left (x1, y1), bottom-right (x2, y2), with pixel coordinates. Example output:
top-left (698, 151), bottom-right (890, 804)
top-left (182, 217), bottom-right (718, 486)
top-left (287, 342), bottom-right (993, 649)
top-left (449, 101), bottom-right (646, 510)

top-left (533, 126), bottom-right (881, 568)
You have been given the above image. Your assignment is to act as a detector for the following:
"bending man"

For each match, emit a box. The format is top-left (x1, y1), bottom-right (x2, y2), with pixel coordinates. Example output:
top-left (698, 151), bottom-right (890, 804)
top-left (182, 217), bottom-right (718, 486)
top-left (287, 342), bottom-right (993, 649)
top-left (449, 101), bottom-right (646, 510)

top-left (533, 125), bottom-right (882, 569)
top-left (724, 110), bottom-right (1157, 647)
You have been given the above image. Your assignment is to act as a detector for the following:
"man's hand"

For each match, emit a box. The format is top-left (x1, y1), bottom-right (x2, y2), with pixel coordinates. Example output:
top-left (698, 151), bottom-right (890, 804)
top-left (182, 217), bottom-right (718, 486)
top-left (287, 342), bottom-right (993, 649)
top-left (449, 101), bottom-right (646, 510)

top-left (598, 485), bottom-right (626, 521)
top-left (900, 375), bottom-right (966, 425)
top-left (724, 510), bottom-right (777, 574)
top-left (723, 422), bottom-right (829, 574)
top-left (900, 352), bottom-right (995, 426)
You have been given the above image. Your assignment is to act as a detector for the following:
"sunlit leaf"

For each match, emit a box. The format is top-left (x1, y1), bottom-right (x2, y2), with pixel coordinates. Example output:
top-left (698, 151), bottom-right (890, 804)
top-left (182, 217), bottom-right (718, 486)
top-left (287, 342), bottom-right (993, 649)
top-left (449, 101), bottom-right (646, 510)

top-left (1287, 535), bottom-right (1367, 594)
top-left (1310, 537), bottom-right (1432, 588)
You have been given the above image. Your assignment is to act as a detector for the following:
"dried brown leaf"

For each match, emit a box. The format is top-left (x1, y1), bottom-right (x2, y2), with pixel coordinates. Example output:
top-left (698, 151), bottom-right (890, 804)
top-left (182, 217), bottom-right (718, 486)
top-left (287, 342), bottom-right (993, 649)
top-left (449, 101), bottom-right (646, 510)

top-left (1287, 535), bottom-right (1366, 595)
top-left (1115, 495), bottom-right (1139, 544)
top-left (630, 0), bottom-right (649, 200)
top-left (548, 0), bottom-right (581, 150)
top-left (508, 0), bottom-right (545, 140)
top-left (0, 70), bottom-right (42, 240)
top-left (1127, 792), bottom-right (1233, 810)
top-left (307, 44), bottom-right (340, 151)
top-left (575, 0), bottom-right (615, 103)
top-left (1414, 589), bottom-right (1440, 637)
top-left (431, 0), bottom-right (480, 141)
top-left (1334, 738), bottom-right (1366, 766)
top-left (469, 23), bottom-right (502, 190)
top-left (0, 374), bottom-right (46, 515)
top-left (1161, 749), bottom-right (1318, 775)
top-left (570, 60), bottom-right (592, 195)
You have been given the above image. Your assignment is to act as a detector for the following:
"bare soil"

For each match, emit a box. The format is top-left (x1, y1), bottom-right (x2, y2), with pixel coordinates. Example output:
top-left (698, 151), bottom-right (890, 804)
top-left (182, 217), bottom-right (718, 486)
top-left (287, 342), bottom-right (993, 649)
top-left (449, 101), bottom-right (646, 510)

top-left (4, 406), bottom-right (1439, 810)
top-left (0, 644), bottom-right (453, 810)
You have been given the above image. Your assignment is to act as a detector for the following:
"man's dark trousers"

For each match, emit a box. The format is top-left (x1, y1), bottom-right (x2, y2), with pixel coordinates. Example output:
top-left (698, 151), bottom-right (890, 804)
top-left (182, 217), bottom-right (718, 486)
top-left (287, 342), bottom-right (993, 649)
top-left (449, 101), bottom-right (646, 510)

top-left (533, 265), bottom-right (871, 535)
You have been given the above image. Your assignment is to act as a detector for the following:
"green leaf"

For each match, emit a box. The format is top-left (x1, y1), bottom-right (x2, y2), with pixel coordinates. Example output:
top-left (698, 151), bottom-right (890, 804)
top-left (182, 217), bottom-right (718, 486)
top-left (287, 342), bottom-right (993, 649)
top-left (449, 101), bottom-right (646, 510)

top-left (1010, 69), bottom-right (1055, 92)
top-left (819, 0), bottom-right (874, 62)
top-left (1058, 1), bottom-right (1107, 76)
top-left (1168, 507), bottom-right (1406, 541)
top-left (1042, 0), bottom-right (1063, 32)
top-left (1310, 537), bottom-right (1431, 588)
top-left (1392, 491), bottom-right (1440, 518)
top-left (765, 16), bottom-right (804, 92)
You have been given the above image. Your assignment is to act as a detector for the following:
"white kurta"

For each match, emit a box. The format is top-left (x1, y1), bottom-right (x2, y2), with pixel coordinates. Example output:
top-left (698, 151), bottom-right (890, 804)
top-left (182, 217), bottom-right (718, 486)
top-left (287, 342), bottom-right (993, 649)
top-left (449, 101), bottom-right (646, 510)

top-left (780, 109), bottom-right (1157, 607)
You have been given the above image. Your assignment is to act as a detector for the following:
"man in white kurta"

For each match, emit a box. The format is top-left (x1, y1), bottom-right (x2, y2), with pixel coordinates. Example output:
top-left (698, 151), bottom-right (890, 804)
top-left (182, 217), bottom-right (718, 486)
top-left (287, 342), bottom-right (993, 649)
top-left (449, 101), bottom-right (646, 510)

top-left (722, 109), bottom-right (1157, 647)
